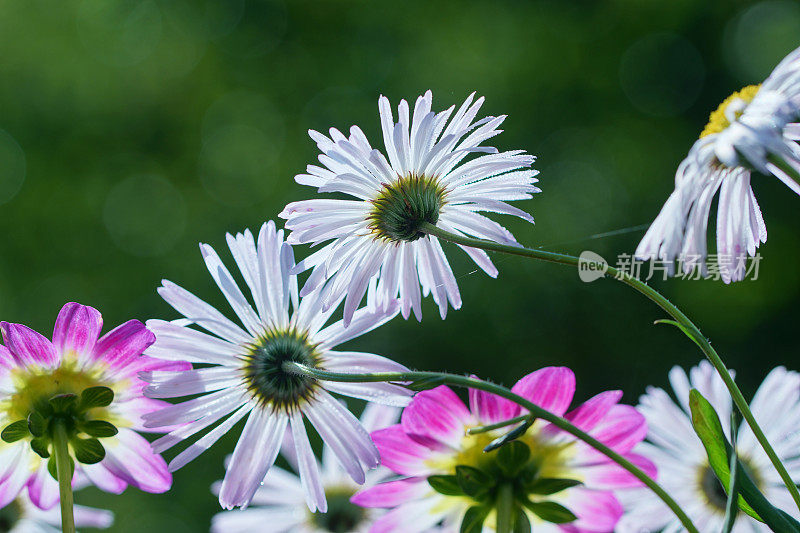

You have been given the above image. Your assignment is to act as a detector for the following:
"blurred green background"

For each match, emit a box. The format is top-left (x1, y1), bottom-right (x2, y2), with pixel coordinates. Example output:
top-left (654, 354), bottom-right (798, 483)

top-left (0, 0), bottom-right (798, 530)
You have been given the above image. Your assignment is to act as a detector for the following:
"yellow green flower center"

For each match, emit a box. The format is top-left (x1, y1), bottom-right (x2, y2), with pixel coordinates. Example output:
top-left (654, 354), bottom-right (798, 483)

top-left (425, 426), bottom-right (580, 530)
top-left (367, 175), bottom-right (447, 243)
top-left (700, 85), bottom-right (761, 138)
top-left (698, 458), bottom-right (762, 512)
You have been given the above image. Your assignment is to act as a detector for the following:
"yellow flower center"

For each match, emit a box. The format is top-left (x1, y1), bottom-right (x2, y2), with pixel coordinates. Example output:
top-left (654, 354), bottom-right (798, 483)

top-left (700, 85), bottom-right (761, 138)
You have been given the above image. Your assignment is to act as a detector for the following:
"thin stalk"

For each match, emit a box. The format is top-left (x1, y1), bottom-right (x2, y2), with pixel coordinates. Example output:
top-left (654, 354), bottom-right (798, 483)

top-left (467, 414), bottom-right (529, 435)
top-left (420, 222), bottom-right (800, 511)
top-left (283, 362), bottom-right (699, 533)
top-left (52, 420), bottom-right (75, 533)
top-left (496, 483), bottom-right (514, 533)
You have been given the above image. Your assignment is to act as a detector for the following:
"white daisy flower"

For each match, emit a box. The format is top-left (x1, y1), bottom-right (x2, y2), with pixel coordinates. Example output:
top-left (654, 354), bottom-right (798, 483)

top-left (140, 221), bottom-right (412, 511)
top-left (617, 361), bottom-right (800, 532)
top-left (280, 90), bottom-right (539, 324)
top-left (210, 404), bottom-right (403, 533)
top-left (637, 46), bottom-right (800, 282)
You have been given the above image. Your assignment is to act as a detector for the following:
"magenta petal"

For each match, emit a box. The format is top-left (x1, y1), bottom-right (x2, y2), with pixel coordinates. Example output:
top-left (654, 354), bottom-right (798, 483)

top-left (562, 488), bottom-right (623, 532)
top-left (92, 320), bottom-right (155, 370)
top-left (511, 367), bottom-right (575, 416)
top-left (371, 425), bottom-right (431, 476)
top-left (0, 322), bottom-right (58, 368)
top-left (564, 390), bottom-right (623, 432)
top-left (468, 377), bottom-right (520, 425)
top-left (351, 478), bottom-right (429, 508)
top-left (101, 429), bottom-right (172, 493)
top-left (586, 405), bottom-right (648, 455)
top-left (52, 302), bottom-right (103, 362)
top-left (581, 452), bottom-right (657, 489)
top-left (401, 386), bottom-right (471, 449)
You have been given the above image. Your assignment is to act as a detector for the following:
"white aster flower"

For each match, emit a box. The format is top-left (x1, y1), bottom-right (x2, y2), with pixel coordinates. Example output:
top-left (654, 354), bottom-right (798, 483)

top-left (617, 361), bottom-right (800, 532)
top-left (140, 221), bottom-right (412, 511)
top-left (280, 90), bottom-right (539, 324)
top-left (210, 404), bottom-right (402, 533)
top-left (637, 46), bottom-right (800, 282)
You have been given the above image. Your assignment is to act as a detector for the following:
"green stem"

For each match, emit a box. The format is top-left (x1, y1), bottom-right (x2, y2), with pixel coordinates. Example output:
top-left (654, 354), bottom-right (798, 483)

top-left (52, 420), bottom-right (75, 533)
top-left (284, 362), bottom-right (699, 533)
top-left (420, 222), bottom-right (800, 512)
top-left (467, 414), bottom-right (529, 435)
top-left (496, 483), bottom-right (514, 533)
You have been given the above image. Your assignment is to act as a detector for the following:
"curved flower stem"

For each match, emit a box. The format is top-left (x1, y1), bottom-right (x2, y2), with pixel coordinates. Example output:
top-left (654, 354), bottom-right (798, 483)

top-left (420, 221), bottom-right (800, 512)
top-left (52, 420), bottom-right (75, 533)
top-left (283, 362), bottom-right (700, 533)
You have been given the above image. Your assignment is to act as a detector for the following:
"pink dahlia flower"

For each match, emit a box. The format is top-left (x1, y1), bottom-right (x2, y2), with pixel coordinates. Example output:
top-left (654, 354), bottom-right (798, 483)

top-left (353, 367), bottom-right (655, 532)
top-left (0, 302), bottom-right (187, 509)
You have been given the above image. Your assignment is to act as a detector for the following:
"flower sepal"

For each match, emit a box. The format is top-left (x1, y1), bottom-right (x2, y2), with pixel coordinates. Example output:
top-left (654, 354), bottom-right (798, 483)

top-left (0, 386), bottom-right (119, 475)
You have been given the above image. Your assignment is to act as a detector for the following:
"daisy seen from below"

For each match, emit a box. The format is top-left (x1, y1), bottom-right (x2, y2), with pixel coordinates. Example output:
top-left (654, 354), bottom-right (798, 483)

top-left (637, 46), bottom-right (800, 282)
top-left (0, 489), bottom-right (113, 532)
top-left (141, 221), bottom-right (412, 511)
top-left (280, 90), bottom-right (539, 324)
top-left (617, 361), bottom-right (800, 532)
top-left (352, 367), bottom-right (655, 532)
top-left (211, 404), bottom-right (403, 533)
top-left (0, 302), bottom-right (183, 509)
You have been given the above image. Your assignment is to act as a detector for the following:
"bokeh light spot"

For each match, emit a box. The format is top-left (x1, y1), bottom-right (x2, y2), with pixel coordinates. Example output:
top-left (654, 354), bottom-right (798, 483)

top-left (103, 174), bottom-right (187, 257)
top-left (76, 0), bottom-right (162, 67)
top-left (0, 129), bottom-right (26, 205)
top-left (724, 1), bottom-right (800, 82)
top-left (619, 32), bottom-right (705, 117)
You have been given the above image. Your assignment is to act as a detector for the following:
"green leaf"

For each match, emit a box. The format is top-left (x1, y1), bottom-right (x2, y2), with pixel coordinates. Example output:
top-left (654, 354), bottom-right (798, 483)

top-left (72, 438), bottom-right (106, 464)
top-left (47, 455), bottom-right (74, 481)
top-left (49, 393), bottom-right (78, 413)
top-left (496, 441), bottom-right (531, 477)
top-left (523, 501), bottom-right (576, 524)
top-left (80, 386), bottom-right (114, 409)
top-left (460, 505), bottom-right (491, 533)
top-left (1, 420), bottom-right (30, 443)
top-left (484, 418), bottom-right (534, 453)
top-left (527, 477), bottom-right (583, 495)
top-left (30, 437), bottom-right (50, 458)
top-left (80, 420), bottom-right (118, 438)
top-left (455, 465), bottom-right (493, 499)
top-left (513, 505), bottom-right (531, 533)
top-left (27, 412), bottom-right (46, 437)
top-left (689, 389), bottom-right (800, 531)
top-left (428, 475), bottom-right (464, 496)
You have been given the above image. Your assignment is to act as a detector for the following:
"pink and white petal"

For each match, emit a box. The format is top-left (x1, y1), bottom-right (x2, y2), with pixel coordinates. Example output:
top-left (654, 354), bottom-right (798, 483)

top-left (0, 445), bottom-right (33, 508)
top-left (351, 478), bottom-right (431, 508)
top-left (211, 508), bottom-right (304, 533)
top-left (511, 367), bottom-right (576, 417)
top-left (578, 452), bottom-right (657, 489)
top-left (101, 429), bottom-right (172, 493)
top-left (73, 505), bottom-right (115, 529)
top-left (0, 322), bottom-right (58, 368)
top-left (26, 463), bottom-right (61, 510)
top-left (560, 488), bottom-right (624, 532)
top-left (92, 320), bottom-right (155, 370)
top-left (369, 496), bottom-right (453, 533)
top-left (580, 405), bottom-right (648, 458)
top-left (168, 403), bottom-right (252, 472)
top-left (52, 302), bottom-right (103, 365)
top-left (469, 379), bottom-right (520, 425)
top-left (81, 462), bottom-right (128, 494)
top-left (323, 351), bottom-right (409, 374)
top-left (115, 397), bottom-right (182, 433)
top-left (401, 386), bottom-right (472, 449)
top-left (324, 381), bottom-right (412, 407)
top-left (371, 425), bottom-right (432, 476)
top-left (218, 408), bottom-right (287, 509)
top-left (359, 403), bottom-right (401, 433)
top-left (563, 390), bottom-right (623, 432)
